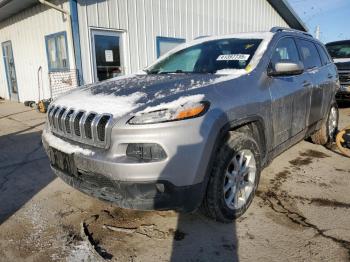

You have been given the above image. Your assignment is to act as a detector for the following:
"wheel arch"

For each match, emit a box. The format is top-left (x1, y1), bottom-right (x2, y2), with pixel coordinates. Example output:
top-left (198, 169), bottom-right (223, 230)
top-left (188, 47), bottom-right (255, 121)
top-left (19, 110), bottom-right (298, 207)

top-left (227, 116), bottom-right (268, 163)
top-left (198, 115), bottom-right (268, 207)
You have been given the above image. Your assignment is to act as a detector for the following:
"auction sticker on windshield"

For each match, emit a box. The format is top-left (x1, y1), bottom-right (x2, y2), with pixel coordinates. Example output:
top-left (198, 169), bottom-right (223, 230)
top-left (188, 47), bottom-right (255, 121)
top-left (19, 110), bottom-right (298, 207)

top-left (216, 54), bottom-right (250, 61)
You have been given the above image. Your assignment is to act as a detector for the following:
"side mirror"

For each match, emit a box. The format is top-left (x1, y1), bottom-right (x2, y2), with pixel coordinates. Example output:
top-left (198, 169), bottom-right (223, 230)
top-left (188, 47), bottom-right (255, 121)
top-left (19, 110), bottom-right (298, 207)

top-left (268, 62), bottom-right (304, 76)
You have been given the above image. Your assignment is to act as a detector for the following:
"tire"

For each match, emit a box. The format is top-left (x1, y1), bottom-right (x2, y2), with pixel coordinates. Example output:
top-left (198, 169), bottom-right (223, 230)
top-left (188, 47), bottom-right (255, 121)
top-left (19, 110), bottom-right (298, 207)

top-left (202, 131), bottom-right (261, 223)
top-left (311, 104), bottom-right (339, 145)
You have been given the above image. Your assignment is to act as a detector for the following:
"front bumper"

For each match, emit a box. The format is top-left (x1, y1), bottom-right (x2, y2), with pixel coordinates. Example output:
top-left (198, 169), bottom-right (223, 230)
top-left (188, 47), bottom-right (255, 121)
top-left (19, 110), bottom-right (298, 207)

top-left (42, 113), bottom-right (219, 211)
top-left (51, 166), bottom-right (203, 211)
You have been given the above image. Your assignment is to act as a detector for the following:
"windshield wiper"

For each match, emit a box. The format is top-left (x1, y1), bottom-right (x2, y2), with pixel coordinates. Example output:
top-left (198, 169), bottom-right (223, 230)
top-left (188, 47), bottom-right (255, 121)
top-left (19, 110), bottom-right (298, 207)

top-left (158, 70), bottom-right (189, 74)
top-left (145, 69), bottom-right (160, 74)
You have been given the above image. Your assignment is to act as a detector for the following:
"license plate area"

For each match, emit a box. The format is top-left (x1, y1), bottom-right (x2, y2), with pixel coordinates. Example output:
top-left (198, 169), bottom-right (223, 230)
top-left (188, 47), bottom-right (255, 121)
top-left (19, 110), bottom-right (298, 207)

top-left (49, 147), bottom-right (77, 176)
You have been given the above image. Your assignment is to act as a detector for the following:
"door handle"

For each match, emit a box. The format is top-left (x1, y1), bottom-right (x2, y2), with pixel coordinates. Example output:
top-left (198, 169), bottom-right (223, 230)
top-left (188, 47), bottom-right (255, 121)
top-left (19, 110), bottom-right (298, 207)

top-left (328, 74), bottom-right (333, 79)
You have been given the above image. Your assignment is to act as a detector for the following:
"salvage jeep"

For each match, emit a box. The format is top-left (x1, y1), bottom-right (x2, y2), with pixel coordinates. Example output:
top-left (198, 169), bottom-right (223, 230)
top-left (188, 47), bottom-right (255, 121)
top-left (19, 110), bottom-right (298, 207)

top-left (42, 27), bottom-right (339, 222)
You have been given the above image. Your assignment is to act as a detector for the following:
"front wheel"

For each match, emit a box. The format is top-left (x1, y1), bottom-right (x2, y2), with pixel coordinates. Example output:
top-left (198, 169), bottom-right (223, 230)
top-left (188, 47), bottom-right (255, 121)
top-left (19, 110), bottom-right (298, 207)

top-left (202, 131), bottom-right (261, 223)
top-left (311, 104), bottom-right (339, 145)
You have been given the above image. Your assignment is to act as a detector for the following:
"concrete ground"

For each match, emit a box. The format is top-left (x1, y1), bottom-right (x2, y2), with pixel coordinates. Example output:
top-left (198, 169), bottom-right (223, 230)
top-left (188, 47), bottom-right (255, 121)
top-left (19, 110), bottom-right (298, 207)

top-left (0, 99), bottom-right (349, 262)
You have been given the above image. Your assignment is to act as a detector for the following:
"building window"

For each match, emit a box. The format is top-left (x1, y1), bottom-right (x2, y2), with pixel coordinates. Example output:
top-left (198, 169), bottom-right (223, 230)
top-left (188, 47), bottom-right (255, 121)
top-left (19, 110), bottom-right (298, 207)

top-left (45, 31), bottom-right (69, 72)
top-left (156, 36), bottom-right (185, 58)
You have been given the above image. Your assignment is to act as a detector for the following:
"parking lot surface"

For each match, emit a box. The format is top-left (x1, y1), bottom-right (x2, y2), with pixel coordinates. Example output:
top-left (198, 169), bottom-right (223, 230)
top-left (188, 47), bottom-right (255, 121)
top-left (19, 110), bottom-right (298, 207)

top-left (0, 100), bottom-right (349, 262)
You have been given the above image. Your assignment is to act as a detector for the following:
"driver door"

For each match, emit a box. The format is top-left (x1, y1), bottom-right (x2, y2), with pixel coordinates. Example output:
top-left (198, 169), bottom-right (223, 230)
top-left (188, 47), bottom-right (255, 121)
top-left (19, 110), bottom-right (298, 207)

top-left (268, 37), bottom-right (311, 148)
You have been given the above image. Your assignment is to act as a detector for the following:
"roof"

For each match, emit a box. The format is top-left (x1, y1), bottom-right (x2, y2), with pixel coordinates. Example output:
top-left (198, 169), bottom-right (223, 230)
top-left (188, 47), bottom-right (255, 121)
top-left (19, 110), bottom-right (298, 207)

top-left (0, 0), bottom-right (37, 22)
top-left (267, 0), bottom-right (308, 32)
top-left (0, 0), bottom-right (307, 32)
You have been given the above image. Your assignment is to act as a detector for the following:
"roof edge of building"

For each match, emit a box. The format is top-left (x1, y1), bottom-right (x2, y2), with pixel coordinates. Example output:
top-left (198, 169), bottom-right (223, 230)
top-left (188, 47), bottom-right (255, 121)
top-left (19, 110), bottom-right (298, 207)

top-left (267, 0), bottom-right (308, 32)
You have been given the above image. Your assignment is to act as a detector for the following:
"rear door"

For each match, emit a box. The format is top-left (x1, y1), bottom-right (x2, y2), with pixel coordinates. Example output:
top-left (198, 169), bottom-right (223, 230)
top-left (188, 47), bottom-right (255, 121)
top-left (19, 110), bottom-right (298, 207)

top-left (268, 37), bottom-right (310, 147)
top-left (296, 39), bottom-right (324, 126)
top-left (316, 43), bottom-right (337, 113)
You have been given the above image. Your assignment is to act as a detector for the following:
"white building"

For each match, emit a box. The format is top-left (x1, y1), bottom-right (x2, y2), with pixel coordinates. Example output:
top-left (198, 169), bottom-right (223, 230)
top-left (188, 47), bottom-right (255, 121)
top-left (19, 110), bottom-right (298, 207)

top-left (0, 0), bottom-right (306, 103)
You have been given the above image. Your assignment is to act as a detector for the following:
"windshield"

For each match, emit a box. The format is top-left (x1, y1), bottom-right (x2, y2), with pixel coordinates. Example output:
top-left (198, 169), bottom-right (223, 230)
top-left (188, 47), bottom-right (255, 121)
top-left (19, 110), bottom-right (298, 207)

top-left (147, 38), bottom-right (262, 74)
top-left (326, 42), bottom-right (350, 59)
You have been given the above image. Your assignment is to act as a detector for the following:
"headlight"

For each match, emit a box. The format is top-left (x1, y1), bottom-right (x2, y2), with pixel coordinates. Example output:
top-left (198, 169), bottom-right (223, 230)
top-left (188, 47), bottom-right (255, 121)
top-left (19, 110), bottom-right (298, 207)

top-left (128, 101), bottom-right (209, 125)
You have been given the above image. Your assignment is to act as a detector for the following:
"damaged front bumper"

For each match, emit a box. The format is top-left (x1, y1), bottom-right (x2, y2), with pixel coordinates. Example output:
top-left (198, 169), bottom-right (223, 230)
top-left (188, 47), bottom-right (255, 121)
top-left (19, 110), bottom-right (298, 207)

top-left (41, 113), bottom-right (216, 212)
top-left (51, 166), bottom-right (203, 212)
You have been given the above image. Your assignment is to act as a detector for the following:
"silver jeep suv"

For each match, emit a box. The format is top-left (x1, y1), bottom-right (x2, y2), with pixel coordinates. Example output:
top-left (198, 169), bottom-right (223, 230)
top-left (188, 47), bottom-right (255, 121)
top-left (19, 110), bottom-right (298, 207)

top-left (42, 27), bottom-right (339, 222)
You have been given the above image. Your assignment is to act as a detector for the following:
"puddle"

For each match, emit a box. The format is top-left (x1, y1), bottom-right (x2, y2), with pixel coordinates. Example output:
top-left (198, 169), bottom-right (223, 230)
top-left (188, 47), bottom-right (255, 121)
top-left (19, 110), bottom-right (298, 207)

top-left (289, 157), bottom-right (313, 166)
top-left (299, 149), bottom-right (330, 159)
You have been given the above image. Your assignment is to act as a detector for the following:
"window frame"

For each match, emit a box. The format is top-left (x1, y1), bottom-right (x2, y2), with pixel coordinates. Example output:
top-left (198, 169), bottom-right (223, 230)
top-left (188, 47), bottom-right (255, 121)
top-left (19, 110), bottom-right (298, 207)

top-left (45, 31), bottom-right (70, 72)
top-left (268, 36), bottom-right (302, 74)
top-left (295, 38), bottom-right (322, 70)
top-left (316, 44), bottom-right (332, 65)
top-left (156, 36), bottom-right (186, 58)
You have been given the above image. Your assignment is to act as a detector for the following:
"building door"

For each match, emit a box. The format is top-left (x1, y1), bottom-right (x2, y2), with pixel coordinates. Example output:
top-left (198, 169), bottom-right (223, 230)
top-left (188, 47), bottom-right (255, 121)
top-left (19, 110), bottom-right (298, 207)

top-left (2, 41), bottom-right (19, 101)
top-left (91, 29), bottom-right (124, 82)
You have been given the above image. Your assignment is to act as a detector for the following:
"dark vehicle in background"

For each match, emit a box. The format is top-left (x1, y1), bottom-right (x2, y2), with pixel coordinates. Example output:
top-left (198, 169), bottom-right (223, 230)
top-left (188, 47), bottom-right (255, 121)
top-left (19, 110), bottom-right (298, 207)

top-left (326, 40), bottom-right (350, 102)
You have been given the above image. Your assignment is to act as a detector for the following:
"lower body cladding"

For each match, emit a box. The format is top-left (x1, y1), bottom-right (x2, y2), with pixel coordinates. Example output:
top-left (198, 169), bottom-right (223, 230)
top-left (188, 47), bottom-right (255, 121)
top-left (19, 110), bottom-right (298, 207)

top-left (42, 116), bottom-right (217, 212)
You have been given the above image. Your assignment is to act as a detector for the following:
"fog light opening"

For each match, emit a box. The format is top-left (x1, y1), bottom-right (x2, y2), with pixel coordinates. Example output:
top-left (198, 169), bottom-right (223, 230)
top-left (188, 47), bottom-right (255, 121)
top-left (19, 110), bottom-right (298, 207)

top-left (126, 143), bottom-right (167, 162)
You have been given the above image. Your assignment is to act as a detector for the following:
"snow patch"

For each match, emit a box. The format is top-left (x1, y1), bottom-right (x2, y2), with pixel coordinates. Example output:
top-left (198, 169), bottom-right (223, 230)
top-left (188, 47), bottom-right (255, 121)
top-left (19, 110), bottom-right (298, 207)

top-left (67, 241), bottom-right (100, 262)
top-left (97, 73), bottom-right (136, 83)
top-left (139, 94), bottom-right (205, 113)
top-left (54, 90), bottom-right (146, 117)
top-left (215, 68), bottom-right (247, 76)
top-left (43, 129), bottom-right (94, 156)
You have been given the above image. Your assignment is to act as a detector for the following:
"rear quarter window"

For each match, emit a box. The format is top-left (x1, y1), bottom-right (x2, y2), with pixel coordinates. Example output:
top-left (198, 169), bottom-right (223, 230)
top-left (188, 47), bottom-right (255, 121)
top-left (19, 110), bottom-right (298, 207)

top-left (296, 39), bottom-right (322, 70)
top-left (316, 44), bottom-right (332, 65)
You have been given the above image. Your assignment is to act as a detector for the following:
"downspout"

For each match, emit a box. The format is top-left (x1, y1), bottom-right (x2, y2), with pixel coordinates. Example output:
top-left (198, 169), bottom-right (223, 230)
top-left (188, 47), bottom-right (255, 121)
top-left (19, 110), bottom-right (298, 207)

top-left (38, 0), bottom-right (76, 72)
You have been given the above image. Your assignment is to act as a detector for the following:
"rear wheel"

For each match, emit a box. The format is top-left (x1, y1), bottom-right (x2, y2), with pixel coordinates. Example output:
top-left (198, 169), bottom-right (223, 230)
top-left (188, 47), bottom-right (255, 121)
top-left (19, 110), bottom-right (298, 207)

top-left (311, 104), bottom-right (339, 145)
top-left (202, 131), bottom-right (261, 223)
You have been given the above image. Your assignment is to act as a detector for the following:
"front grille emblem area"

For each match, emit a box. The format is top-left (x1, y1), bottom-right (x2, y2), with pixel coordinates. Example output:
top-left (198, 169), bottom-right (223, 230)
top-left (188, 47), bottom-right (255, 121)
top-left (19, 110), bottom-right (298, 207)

top-left (47, 105), bottom-right (113, 148)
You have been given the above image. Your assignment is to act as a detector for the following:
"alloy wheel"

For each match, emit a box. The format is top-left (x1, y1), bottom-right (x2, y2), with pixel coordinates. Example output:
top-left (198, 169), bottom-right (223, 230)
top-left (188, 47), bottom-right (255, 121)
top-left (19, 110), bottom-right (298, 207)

top-left (223, 149), bottom-right (257, 210)
top-left (328, 106), bottom-right (338, 139)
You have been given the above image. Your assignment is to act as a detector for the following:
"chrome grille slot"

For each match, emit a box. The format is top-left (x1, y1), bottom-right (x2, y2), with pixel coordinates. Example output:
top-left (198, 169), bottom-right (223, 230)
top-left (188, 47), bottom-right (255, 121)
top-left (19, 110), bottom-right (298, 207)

top-left (57, 108), bottom-right (66, 131)
top-left (65, 110), bottom-right (74, 134)
top-left (74, 112), bottom-right (84, 136)
top-left (47, 105), bottom-right (113, 148)
top-left (51, 107), bottom-right (60, 128)
top-left (97, 115), bottom-right (111, 141)
top-left (47, 105), bottom-right (55, 127)
top-left (84, 113), bottom-right (96, 139)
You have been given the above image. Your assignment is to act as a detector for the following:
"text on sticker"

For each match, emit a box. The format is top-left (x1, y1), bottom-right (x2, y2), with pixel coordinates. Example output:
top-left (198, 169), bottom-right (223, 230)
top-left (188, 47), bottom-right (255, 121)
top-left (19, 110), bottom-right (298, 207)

top-left (216, 54), bottom-right (250, 61)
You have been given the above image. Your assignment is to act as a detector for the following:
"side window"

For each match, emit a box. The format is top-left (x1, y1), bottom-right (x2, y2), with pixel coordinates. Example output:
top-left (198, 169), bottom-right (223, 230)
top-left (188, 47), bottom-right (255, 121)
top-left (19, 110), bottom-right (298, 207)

top-left (296, 39), bottom-right (322, 70)
top-left (317, 44), bottom-right (331, 65)
top-left (270, 37), bottom-right (300, 66)
top-left (45, 31), bottom-right (69, 72)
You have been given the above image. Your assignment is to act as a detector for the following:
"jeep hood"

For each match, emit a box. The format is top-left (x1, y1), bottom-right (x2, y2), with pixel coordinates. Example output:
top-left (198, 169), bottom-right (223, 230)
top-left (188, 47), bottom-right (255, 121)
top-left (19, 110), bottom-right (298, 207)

top-left (52, 72), bottom-right (247, 118)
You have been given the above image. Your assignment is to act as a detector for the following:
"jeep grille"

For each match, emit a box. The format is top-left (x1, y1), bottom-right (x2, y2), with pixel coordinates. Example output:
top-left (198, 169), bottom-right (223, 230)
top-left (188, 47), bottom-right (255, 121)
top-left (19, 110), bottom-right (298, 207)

top-left (47, 105), bottom-right (113, 148)
top-left (339, 71), bottom-right (350, 84)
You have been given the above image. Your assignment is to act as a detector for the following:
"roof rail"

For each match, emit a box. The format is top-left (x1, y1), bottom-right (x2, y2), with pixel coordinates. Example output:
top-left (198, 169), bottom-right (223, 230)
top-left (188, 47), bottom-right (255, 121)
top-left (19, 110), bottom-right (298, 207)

top-left (270, 27), bottom-right (313, 38)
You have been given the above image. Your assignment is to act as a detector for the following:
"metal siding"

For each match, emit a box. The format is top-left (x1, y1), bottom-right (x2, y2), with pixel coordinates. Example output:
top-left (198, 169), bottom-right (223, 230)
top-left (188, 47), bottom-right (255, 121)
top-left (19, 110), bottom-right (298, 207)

top-left (0, 1), bottom-right (75, 102)
top-left (77, 0), bottom-right (289, 84)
